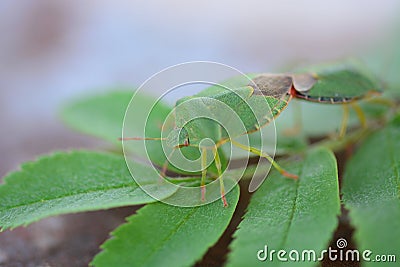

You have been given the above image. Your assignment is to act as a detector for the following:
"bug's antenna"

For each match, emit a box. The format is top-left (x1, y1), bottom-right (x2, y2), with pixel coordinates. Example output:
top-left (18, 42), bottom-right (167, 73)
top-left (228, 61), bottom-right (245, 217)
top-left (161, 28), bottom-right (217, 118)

top-left (118, 137), bottom-right (167, 141)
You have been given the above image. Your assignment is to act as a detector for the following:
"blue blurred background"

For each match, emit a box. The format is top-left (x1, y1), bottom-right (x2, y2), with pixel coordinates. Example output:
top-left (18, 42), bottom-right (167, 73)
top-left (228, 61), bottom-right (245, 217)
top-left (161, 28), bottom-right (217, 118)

top-left (1, 0), bottom-right (399, 177)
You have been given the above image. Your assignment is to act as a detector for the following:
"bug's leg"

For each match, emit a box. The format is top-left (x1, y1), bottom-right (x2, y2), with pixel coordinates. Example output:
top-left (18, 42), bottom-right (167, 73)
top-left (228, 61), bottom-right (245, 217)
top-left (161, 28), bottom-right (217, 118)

top-left (351, 102), bottom-right (367, 129)
top-left (200, 147), bottom-right (207, 202)
top-left (339, 104), bottom-right (350, 138)
top-left (231, 139), bottom-right (298, 179)
top-left (284, 100), bottom-right (302, 136)
top-left (213, 147), bottom-right (228, 207)
top-left (365, 97), bottom-right (395, 107)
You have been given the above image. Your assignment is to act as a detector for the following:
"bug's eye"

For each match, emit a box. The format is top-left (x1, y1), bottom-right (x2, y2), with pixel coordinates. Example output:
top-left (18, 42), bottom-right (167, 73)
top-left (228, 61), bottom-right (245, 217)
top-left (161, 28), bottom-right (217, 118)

top-left (183, 138), bottom-right (190, 147)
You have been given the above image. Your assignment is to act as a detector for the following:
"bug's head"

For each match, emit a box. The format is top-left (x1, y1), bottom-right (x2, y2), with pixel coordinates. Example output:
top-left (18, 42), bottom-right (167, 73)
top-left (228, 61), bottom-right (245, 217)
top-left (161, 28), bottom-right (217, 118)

top-left (166, 127), bottom-right (190, 148)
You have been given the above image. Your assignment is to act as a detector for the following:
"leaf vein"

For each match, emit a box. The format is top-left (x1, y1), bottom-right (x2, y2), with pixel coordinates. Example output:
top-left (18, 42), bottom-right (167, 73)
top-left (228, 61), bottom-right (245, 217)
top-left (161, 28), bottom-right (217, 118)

top-left (137, 207), bottom-right (199, 266)
top-left (278, 164), bottom-right (305, 250)
top-left (0, 182), bottom-right (137, 212)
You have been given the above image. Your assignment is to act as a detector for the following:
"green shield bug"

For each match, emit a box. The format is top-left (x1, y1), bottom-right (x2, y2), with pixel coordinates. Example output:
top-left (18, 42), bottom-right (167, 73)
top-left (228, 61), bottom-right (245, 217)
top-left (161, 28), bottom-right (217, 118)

top-left (121, 61), bottom-right (382, 206)
top-left (121, 76), bottom-right (298, 206)
top-left (163, 80), bottom-right (298, 206)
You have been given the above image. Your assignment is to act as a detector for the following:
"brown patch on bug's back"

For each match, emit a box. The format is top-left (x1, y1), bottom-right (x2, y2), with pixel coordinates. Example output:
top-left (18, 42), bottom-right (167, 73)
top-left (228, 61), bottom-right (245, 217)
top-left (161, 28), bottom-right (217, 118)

top-left (250, 74), bottom-right (293, 98)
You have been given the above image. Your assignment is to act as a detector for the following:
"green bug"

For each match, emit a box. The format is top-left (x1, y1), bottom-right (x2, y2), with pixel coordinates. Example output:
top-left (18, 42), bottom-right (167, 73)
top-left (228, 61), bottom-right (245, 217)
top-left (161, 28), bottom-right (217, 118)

top-left (159, 74), bottom-right (311, 206)
top-left (123, 77), bottom-right (297, 206)
top-left (122, 61), bottom-right (382, 206)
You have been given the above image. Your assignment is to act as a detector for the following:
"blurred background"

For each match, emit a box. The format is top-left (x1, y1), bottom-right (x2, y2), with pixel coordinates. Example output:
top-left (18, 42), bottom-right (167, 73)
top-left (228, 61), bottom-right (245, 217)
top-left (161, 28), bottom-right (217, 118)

top-left (0, 0), bottom-right (399, 265)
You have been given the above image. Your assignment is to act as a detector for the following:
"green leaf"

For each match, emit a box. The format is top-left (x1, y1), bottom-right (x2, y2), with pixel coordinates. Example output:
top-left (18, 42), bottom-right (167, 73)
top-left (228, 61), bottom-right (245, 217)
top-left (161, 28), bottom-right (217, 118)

top-left (0, 151), bottom-right (177, 230)
top-left (342, 120), bottom-right (400, 266)
top-left (61, 90), bottom-right (188, 174)
top-left (61, 90), bottom-right (171, 151)
top-left (227, 148), bottom-right (340, 267)
top-left (91, 185), bottom-right (239, 267)
top-left (61, 91), bottom-right (135, 145)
